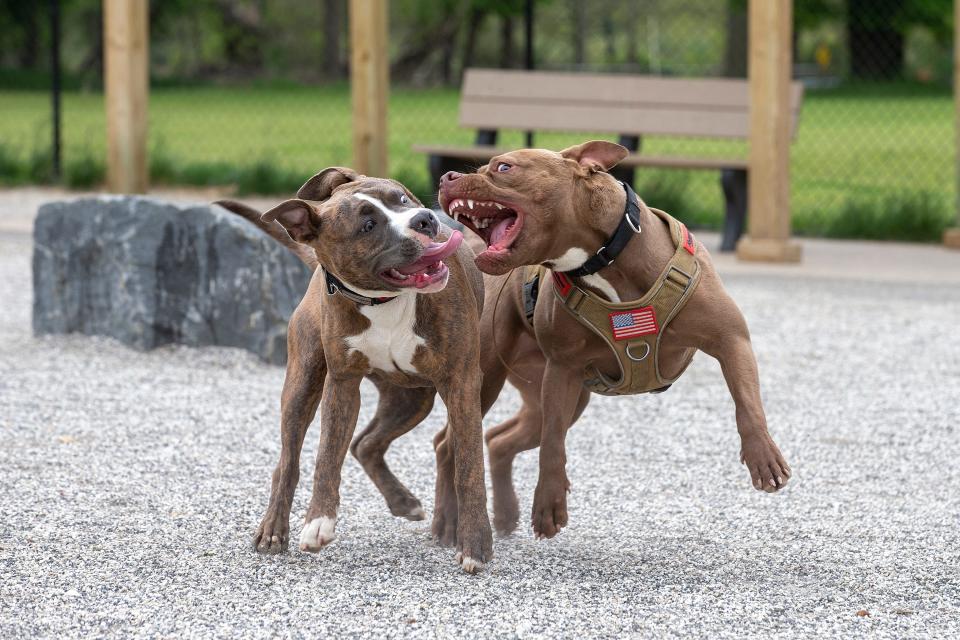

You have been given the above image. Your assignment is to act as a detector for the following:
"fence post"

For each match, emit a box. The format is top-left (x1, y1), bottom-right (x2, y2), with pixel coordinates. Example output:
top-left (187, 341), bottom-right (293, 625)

top-left (946, 0), bottom-right (960, 249)
top-left (736, 0), bottom-right (801, 263)
top-left (103, 0), bottom-right (149, 193)
top-left (349, 0), bottom-right (389, 176)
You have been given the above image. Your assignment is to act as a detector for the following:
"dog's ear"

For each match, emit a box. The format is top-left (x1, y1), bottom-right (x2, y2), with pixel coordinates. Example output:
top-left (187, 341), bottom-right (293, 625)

top-left (297, 167), bottom-right (362, 201)
top-left (560, 141), bottom-right (628, 173)
top-left (262, 199), bottom-right (321, 243)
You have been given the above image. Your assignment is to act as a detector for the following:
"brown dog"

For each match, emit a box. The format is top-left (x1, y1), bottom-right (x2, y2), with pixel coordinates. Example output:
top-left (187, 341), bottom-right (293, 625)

top-left (436, 141), bottom-right (792, 540)
top-left (217, 167), bottom-right (493, 573)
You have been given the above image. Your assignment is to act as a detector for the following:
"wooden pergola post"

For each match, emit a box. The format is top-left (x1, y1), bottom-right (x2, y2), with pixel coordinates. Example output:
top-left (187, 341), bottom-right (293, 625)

top-left (737, 0), bottom-right (802, 262)
top-left (945, 0), bottom-right (960, 249)
top-left (103, 0), bottom-right (149, 193)
top-left (349, 0), bottom-right (388, 176)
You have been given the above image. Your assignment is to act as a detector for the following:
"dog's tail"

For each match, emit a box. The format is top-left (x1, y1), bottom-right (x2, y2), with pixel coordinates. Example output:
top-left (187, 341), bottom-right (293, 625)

top-left (215, 199), bottom-right (319, 272)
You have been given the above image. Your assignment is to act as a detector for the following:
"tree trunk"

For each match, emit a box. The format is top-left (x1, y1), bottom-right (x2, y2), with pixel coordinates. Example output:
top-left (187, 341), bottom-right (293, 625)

top-left (461, 7), bottom-right (486, 74)
top-left (625, 1), bottom-right (640, 66)
top-left (602, 16), bottom-right (615, 64)
top-left (723, 0), bottom-right (747, 77)
top-left (571, 0), bottom-right (586, 65)
top-left (847, 0), bottom-right (903, 79)
top-left (323, 0), bottom-right (344, 78)
top-left (501, 15), bottom-right (514, 68)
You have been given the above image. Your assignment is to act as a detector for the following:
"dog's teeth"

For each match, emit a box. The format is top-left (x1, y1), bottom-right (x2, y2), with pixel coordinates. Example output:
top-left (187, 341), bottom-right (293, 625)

top-left (452, 211), bottom-right (459, 222)
top-left (467, 200), bottom-right (474, 209)
top-left (495, 203), bottom-right (504, 210)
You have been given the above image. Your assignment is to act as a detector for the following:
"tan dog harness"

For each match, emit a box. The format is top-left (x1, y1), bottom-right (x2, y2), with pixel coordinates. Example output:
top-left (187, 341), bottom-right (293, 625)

top-left (525, 209), bottom-right (701, 396)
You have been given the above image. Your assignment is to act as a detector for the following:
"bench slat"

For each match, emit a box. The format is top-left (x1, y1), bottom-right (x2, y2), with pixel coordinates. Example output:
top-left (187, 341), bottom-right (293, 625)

top-left (458, 69), bottom-right (803, 139)
top-left (411, 145), bottom-right (747, 171)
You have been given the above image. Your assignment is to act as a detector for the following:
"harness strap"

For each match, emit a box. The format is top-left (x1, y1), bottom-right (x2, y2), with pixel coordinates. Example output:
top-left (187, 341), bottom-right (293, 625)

top-left (551, 209), bottom-right (701, 396)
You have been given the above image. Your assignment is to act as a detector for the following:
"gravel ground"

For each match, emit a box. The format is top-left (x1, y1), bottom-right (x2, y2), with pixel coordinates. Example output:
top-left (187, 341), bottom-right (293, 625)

top-left (1, 226), bottom-right (959, 638)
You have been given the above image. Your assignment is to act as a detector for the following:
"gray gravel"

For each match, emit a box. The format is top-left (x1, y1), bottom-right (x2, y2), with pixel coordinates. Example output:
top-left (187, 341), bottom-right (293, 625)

top-left (1, 229), bottom-right (959, 638)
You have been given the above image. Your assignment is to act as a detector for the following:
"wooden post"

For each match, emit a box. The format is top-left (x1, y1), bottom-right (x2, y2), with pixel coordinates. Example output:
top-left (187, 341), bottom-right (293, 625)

top-left (104, 0), bottom-right (148, 193)
top-left (946, 0), bottom-right (960, 249)
top-left (349, 0), bottom-right (388, 176)
top-left (737, 0), bottom-right (801, 262)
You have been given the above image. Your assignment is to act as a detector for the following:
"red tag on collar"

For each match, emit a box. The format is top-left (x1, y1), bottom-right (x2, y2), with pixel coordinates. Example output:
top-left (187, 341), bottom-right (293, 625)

top-left (552, 271), bottom-right (572, 296)
top-left (681, 224), bottom-right (696, 255)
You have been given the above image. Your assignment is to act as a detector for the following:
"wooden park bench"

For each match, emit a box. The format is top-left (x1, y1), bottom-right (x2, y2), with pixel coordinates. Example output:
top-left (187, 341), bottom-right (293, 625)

top-left (413, 69), bottom-right (804, 251)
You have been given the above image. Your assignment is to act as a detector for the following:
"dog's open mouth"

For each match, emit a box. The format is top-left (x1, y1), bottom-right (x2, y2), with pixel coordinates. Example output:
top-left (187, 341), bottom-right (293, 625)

top-left (444, 198), bottom-right (522, 257)
top-left (380, 230), bottom-right (463, 290)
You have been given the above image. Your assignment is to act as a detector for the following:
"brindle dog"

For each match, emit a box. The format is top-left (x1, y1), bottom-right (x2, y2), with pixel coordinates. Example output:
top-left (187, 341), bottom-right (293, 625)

top-left (217, 167), bottom-right (493, 573)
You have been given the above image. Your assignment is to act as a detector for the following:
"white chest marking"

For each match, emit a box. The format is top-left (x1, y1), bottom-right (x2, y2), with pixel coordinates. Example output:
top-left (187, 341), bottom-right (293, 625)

top-left (344, 293), bottom-right (425, 373)
top-left (548, 247), bottom-right (621, 303)
top-left (581, 274), bottom-right (621, 303)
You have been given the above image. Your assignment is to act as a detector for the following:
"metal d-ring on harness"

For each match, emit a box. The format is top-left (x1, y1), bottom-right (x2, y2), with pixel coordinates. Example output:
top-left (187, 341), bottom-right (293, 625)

top-left (523, 181), bottom-right (702, 397)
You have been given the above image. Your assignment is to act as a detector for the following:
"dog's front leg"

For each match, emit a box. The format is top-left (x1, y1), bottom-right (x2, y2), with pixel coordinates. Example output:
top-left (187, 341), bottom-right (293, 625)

top-left (299, 374), bottom-right (362, 552)
top-left (709, 333), bottom-right (791, 493)
top-left (531, 361), bottom-right (585, 540)
top-left (254, 340), bottom-right (326, 554)
top-left (436, 371), bottom-right (493, 573)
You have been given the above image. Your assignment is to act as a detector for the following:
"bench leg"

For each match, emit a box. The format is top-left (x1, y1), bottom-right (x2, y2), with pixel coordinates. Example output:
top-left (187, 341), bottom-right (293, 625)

top-left (720, 168), bottom-right (747, 252)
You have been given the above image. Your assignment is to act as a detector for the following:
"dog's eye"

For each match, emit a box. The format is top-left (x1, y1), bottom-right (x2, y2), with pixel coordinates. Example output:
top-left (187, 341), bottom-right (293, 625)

top-left (400, 194), bottom-right (409, 204)
top-left (497, 163), bottom-right (511, 173)
top-left (361, 219), bottom-right (376, 233)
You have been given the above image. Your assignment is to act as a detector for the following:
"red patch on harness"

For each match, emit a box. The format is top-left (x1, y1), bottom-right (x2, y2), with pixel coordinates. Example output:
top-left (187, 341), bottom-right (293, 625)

top-left (552, 271), bottom-right (572, 296)
top-left (681, 224), bottom-right (696, 254)
top-left (609, 307), bottom-right (659, 340)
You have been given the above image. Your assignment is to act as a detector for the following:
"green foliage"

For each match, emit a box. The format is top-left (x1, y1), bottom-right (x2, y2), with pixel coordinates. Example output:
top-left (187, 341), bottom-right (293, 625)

top-left (634, 170), bottom-right (709, 227)
top-left (235, 160), bottom-right (307, 196)
top-left (795, 191), bottom-right (952, 242)
top-left (63, 147), bottom-right (105, 189)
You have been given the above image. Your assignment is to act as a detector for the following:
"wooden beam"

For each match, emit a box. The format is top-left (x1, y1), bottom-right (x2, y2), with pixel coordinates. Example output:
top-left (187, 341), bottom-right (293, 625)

top-left (737, 0), bottom-right (801, 263)
top-left (103, 0), bottom-right (148, 193)
top-left (946, 0), bottom-right (960, 249)
top-left (349, 0), bottom-right (389, 176)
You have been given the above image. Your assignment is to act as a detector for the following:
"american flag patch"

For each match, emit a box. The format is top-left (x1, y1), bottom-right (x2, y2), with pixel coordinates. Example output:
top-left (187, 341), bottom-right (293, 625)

top-left (609, 307), bottom-right (658, 341)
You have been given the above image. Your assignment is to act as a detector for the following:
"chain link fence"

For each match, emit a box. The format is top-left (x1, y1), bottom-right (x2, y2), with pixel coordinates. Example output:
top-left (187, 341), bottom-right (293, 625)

top-left (0, 0), bottom-right (955, 240)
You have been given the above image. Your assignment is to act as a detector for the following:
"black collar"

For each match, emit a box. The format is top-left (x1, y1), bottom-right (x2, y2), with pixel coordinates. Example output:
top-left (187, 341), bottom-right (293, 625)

top-left (561, 181), bottom-right (642, 278)
top-left (323, 269), bottom-right (397, 306)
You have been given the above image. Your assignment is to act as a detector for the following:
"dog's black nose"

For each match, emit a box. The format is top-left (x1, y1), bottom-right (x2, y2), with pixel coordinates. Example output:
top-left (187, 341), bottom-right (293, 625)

top-left (409, 210), bottom-right (439, 238)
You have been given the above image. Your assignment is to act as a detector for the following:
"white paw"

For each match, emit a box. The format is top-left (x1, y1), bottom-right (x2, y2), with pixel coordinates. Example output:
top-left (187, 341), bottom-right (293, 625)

top-left (298, 516), bottom-right (336, 552)
top-left (407, 506), bottom-right (426, 521)
top-left (455, 551), bottom-right (484, 574)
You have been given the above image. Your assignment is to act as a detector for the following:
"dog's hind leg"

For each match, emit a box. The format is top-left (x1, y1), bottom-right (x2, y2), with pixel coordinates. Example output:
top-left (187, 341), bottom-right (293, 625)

top-left (254, 310), bottom-right (326, 554)
top-left (351, 384), bottom-right (436, 521)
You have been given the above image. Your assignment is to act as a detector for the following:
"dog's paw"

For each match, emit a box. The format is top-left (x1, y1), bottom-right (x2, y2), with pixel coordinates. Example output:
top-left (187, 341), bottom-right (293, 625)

top-left (740, 434), bottom-right (791, 493)
top-left (455, 551), bottom-right (485, 574)
top-left (298, 516), bottom-right (337, 552)
top-left (531, 482), bottom-right (568, 540)
top-left (253, 511), bottom-right (289, 554)
top-left (387, 494), bottom-right (427, 521)
top-left (455, 518), bottom-right (494, 574)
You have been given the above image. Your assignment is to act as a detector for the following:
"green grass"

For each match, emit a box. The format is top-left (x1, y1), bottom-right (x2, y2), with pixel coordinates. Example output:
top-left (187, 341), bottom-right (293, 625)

top-left (0, 82), bottom-right (955, 241)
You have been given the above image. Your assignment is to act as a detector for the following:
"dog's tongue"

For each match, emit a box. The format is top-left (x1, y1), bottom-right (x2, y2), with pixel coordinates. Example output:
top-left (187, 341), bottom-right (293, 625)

top-left (489, 217), bottom-right (514, 247)
top-left (397, 230), bottom-right (463, 275)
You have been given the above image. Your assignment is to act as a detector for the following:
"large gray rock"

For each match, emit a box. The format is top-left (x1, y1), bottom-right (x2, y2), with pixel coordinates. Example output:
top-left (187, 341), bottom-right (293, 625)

top-left (32, 196), bottom-right (312, 364)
